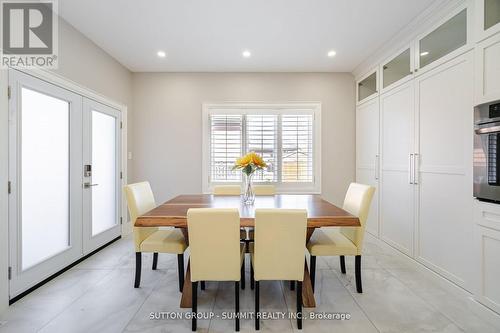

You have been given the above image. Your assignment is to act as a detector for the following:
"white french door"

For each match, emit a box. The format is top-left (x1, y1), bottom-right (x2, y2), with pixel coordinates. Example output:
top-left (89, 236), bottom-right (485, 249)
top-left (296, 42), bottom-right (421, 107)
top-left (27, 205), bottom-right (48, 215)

top-left (8, 69), bottom-right (122, 297)
top-left (82, 99), bottom-right (121, 253)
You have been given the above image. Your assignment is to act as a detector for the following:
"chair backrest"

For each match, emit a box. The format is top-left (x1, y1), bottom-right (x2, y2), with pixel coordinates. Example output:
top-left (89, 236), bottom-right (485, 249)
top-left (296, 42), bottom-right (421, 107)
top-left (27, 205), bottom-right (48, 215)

top-left (253, 209), bottom-right (307, 281)
top-left (253, 185), bottom-right (276, 195)
top-left (340, 183), bottom-right (375, 251)
top-left (213, 185), bottom-right (241, 195)
top-left (187, 208), bottom-right (241, 282)
top-left (124, 181), bottom-right (158, 251)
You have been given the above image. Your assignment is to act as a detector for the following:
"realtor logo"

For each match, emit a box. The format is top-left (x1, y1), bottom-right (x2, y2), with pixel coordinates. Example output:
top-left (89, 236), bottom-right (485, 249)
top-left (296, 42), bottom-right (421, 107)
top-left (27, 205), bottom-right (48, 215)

top-left (1, 0), bottom-right (58, 68)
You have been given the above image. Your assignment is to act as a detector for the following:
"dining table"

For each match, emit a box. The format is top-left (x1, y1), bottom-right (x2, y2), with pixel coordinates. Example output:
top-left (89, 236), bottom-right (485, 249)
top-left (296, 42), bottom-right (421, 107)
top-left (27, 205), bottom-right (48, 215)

top-left (135, 194), bottom-right (360, 308)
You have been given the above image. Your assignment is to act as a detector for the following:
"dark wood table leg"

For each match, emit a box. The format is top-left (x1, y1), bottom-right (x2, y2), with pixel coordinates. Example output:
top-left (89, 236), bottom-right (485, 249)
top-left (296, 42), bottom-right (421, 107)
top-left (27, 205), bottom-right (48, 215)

top-left (180, 259), bottom-right (192, 308)
top-left (179, 228), bottom-right (192, 308)
top-left (302, 227), bottom-right (316, 308)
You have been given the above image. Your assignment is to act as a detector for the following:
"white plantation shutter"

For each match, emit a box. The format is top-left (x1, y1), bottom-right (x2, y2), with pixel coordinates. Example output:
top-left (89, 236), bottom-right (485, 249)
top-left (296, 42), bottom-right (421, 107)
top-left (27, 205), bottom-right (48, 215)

top-left (204, 105), bottom-right (319, 192)
top-left (246, 115), bottom-right (278, 181)
top-left (281, 114), bottom-right (313, 182)
top-left (210, 115), bottom-right (242, 182)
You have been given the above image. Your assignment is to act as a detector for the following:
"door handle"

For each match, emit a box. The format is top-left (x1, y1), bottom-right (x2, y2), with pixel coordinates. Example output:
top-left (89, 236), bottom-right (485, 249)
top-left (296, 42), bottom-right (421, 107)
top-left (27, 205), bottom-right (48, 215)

top-left (83, 183), bottom-right (99, 188)
top-left (414, 153), bottom-right (419, 185)
top-left (375, 155), bottom-right (379, 180)
top-left (409, 153), bottom-right (414, 184)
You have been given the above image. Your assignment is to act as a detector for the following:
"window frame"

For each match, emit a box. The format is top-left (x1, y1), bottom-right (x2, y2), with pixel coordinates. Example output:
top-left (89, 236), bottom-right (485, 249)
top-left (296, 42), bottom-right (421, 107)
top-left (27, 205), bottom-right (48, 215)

top-left (202, 102), bottom-right (321, 194)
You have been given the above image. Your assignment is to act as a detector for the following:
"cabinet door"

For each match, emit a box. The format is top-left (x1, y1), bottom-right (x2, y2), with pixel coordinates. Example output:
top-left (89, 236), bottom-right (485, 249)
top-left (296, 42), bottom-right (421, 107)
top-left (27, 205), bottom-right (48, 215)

top-left (475, 33), bottom-right (500, 104)
top-left (357, 71), bottom-right (378, 104)
top-left (415, 52), bottom-right (474, 290)
top-left (356, 98), bottom-right (379, 236)
top-left (379, 81), bottom-right (415, 256)
top-left (475, 0), bottom-right (500, 41)
top-left (473, 200), bottom-right (500, 314)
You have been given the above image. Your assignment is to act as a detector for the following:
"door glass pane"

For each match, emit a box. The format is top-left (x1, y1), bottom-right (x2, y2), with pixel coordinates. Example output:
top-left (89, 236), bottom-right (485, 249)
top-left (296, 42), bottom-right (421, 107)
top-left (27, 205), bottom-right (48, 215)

top-left (383, 49), bottom-right (411, 88)
top-left (91, 111), bottom-right (117, 236)
top-left (485, 0), bottom-right (500, 30)
top-left (358, 72), bottom-right (377, 101)
top-left (419, 9), bottom-right (467, 68)
top-left (21, 88), bottom-right (69, 269)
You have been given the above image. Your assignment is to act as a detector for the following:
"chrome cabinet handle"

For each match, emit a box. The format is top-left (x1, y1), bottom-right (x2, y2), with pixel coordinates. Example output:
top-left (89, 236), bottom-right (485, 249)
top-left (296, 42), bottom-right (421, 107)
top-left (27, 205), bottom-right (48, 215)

top-left (84, 183), bottom-right (99, 188)
top-left (414, 153), bottom-right (419, 185)
top-left (375, 155), bottom-right (380, 180)
top-left (409, 153), bottom-right (414, 184)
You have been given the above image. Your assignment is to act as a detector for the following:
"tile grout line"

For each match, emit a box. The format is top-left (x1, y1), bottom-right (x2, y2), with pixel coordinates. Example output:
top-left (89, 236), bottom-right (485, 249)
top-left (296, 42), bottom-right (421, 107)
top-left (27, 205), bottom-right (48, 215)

top-left (120, 268), bottom-right (170, 333)
top-left (331, 269), bottom-right (382, 333)
top-left (278, 280), bottom-right (295, 332)
top-left (379, 266), bottom-right (468, 332)
top-left (34, 267), bottom-right (118, 332)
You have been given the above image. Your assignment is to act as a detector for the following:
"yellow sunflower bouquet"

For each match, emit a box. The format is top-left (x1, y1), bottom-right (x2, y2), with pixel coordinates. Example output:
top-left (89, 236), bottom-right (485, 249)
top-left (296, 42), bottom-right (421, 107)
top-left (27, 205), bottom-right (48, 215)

top-left (233, 151), bottom-right (267, 176)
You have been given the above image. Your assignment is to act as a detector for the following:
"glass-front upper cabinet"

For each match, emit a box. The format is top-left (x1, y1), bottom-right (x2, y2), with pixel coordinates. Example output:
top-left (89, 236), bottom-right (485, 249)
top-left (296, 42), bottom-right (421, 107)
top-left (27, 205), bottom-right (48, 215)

top-left (358, 72), bottom-right (377, 102)
top-left (382, 48), bottom-right (411, 89)
top-left (485, 0), bottom-right (500, 31)
top-left (419, 9), bottom-right (467, 69)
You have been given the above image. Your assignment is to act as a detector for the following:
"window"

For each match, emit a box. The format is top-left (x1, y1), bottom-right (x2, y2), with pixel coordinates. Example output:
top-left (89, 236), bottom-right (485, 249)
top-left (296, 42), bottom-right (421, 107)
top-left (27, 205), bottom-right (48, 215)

top-left (203, 103), bottom-right (321, 193)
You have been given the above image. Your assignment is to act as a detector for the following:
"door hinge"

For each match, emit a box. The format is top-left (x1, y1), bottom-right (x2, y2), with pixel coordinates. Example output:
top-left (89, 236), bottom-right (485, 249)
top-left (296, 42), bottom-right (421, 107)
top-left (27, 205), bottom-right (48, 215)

top-left (120, 121), bottom-right (123, 129)
top-left (7, 86), bottom-right (11, 99)
top-left (120, 217), bottom-right (123, 225)
top-left (7, 181), bottom-right (11, 194)
top-left (120, 171), bottom-right (123, 179)
top-left (8, 267), bottom-right (12, 280)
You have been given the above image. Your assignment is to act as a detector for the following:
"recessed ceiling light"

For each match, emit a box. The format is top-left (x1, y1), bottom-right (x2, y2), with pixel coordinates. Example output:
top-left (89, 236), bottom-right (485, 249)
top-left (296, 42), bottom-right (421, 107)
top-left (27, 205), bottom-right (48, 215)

top-left (420, 51), bottom-right (429, 56)
top-left (327, 50), bottom-right (337, 57)
top-left (157, 50), bottom-right (166, 58)
top-left (242, 50), bottom-right (251, 58)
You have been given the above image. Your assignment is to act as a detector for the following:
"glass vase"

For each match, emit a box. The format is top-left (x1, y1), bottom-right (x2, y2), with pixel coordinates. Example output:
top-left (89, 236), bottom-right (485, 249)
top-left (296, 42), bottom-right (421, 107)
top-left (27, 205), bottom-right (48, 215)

top-left (242, 173), bottom-right (255, 205)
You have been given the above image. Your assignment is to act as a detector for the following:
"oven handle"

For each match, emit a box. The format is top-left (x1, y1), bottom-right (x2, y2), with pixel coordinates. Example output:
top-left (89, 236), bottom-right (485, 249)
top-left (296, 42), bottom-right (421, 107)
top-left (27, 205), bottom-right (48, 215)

top-left (475, 122), bottom-right (500, 134)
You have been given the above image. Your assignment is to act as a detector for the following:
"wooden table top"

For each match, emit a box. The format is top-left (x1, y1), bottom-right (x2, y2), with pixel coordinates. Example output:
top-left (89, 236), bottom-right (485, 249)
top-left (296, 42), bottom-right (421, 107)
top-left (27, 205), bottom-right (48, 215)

top-left (135, 194), bottom-right (360, 228)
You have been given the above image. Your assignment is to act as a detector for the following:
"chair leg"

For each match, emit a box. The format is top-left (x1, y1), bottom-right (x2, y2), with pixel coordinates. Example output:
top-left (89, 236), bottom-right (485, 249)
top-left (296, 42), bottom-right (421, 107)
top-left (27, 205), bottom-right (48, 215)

top-left (201, 281), bottom-right (206, 290)
top-left (152, 252), bottom-right (158, 270)
top-left (192, 281), bottom-right (198, 331)
top-left (340, 255), bottom-right (346, 274)
top-left (177, 254), bottom-right (184, 293)
top-left (355, 255), bottom-right (362, 293)
top-left (250, 262), bottom-right (254, 290)
top-left (290, 281), bottom-right (295, 291)
top-left (255, 281), bottom-right (260, 330)
top-left (310, 255), bottom-right (316, 293)
top-left (235, 281), bottom-right (240, 332)
top-left (297, 281), bottom-right (302, 330)
top-left (241, 255), bottom-right (245, 290)
top-left (134, 252), bottom-right (142, 288)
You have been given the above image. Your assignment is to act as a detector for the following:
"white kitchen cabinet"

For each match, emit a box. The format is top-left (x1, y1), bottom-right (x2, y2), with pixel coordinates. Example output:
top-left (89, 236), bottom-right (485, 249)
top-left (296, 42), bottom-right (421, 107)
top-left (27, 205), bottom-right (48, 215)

top-left (475, 32), bottom-right (500, 104)
top-left (380, 47), bottom-right (413, 93)
top-left (475, 0), bottom-right (500, 42)
top-left (356, 98), bottom-right (379, 236)
top-left (474, 199), bottom-right (500, 314)
top-left (357, 70), bottom-right (378, 104)
top-left (379, 80), bottom-right (416, 256)
top-left (415, 52), bottom-right (474, 290)
top-left (415, 5), bottom-right (471, 76)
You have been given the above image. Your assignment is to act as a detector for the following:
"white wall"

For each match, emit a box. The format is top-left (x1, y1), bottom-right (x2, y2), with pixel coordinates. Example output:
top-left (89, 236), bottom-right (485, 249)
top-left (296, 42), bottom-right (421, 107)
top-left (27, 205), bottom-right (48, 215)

top-left (131, 72), bottom-right (356, 206)
top-left (0, 17), bottom-right (132, 313)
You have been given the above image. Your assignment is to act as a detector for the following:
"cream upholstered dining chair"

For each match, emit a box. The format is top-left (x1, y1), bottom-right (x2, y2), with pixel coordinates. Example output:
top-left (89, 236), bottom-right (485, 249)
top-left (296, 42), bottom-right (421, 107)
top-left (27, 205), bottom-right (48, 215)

top-left (124, 182), bottom-right (188, 291)
top-left (212, 185), bottom-right (247, 246)
top-left (250, 209), bottom-right (307, 330)
top-left (245, 184), bottom-right (276, 243)
top-left (307, 183), bottom-right (375, 294)
top-left (212, 185), bottom-right (241, 195)
top-left (253, 184), bottom-right (276, 195)
top-left (187, 208), bottom-right (245, 332)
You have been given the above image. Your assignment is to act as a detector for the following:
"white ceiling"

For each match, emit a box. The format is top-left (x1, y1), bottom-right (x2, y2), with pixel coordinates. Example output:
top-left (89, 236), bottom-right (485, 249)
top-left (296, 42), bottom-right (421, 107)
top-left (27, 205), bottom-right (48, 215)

top-left (58, 0), bottom-right (437, 72)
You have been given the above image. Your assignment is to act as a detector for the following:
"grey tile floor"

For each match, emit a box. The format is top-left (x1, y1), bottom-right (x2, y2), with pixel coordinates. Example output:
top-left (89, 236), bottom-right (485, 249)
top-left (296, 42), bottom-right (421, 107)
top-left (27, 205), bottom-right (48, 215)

top-left (1, 234), bottom-right (499, 333)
